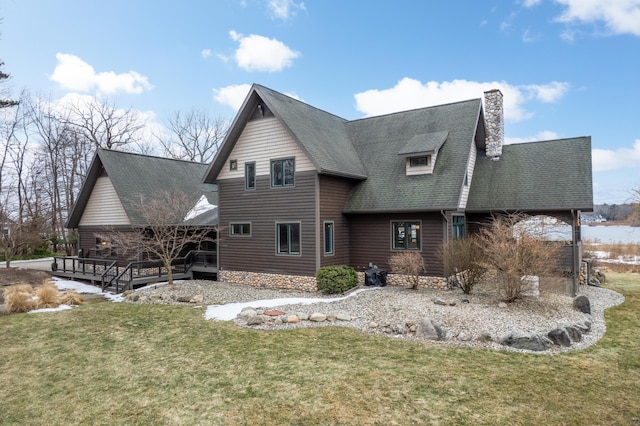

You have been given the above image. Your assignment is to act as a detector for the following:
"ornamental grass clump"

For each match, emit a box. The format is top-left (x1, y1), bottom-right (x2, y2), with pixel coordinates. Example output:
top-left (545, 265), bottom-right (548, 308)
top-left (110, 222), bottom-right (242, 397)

top-left (35, 282), bottom-right (59, 309)
top-left (316, 265), bottom-right (359, 294)
top-left (4, 283), bottom-right (38, 313)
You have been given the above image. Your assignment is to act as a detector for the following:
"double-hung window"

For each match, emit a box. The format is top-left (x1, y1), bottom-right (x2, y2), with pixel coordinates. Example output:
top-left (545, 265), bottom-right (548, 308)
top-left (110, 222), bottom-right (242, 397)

top-left (271, 158), bottom-right (295, 187)
top-left (245, 162), bottom-right (255, 190)
top-left (276, 222), bottom-right (300, 255)
top-left (392, 221), bottom-right (421, 250)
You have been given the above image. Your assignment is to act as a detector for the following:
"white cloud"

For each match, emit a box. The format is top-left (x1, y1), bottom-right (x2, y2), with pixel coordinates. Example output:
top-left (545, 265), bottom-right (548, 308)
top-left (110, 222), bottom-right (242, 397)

top-left (505, 131), bottom-right (561, 145)
top-left (592, 139), bottom-right (640, 172)
top-left (49, 53), bottom-right (153, 95)
top-left (353, 78), bottom-right (569, 121)
top-left (201, 49), bottom-right (212, 59)
top-left (228, 31), bottom-right (300, 72)
top-left (523, 0), bottom-right (542, 6)
top-left (554, 0), bottom-right (640, 36)
top-left (267, 0), bottom-right (306, 20)
top-left (213, 84), bottom-right (252, 111)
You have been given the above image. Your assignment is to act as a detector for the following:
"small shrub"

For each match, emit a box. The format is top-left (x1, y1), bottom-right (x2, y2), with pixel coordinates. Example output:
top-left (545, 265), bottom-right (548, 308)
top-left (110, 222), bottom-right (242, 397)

top-left (316, 265), bottom-right (359, 294)
top-left (389, 252), bottom-right (425, 289)
top-left (35, 282), bottom-right (59, 309)
top-left (437, 235), bottom-right (486, 294)
top-left (4, 284), bottom-right (38, 313)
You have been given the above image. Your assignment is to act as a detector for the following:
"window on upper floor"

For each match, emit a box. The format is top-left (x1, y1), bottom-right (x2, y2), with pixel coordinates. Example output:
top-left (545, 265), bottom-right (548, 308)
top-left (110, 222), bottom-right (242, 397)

top-left (229, 159), bottom-right (238, 171)
top-left (245, 162), bottom-right (255, 190)
top-left (392, 221), bottom-right (421, 250)
top-left (271, 158), bottom-right (295, 187)
top-left (276, 222), bottom-right (300, 255)
top-left (409, 156), bottom-right (431, 168)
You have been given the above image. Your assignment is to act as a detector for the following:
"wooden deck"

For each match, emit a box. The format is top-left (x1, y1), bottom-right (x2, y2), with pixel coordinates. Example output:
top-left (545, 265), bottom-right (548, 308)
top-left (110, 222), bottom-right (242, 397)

top-left (51, 251), bottom-right (217, 293)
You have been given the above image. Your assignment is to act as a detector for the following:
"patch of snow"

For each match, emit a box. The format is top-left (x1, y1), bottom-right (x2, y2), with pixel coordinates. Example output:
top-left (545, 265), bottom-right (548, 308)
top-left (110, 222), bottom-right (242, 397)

top-left (184, 195), bottom-right (216, 221)
top-left (52, 277), bottom-right (124, 302)
top-left (204, 287), bottom-right (381, 321)
top-left (28, 304), bottom-right (73, 314)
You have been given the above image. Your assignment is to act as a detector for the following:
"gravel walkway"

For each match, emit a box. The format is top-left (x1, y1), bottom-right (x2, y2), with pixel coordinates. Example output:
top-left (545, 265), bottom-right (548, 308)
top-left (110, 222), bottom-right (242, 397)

top-left (131, 280), bottom-right (624, 354)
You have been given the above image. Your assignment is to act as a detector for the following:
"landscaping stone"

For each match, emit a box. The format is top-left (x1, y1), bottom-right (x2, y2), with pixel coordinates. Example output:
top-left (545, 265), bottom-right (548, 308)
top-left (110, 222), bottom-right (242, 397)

top-left (461, 298), bottom-right (470, 304)
top-left (547, 328), bottom-right (571, 347)
top-left (498, 302), bottom-right (508, 308)
top-left (415, 318), bottom-right (448, 341)
top-left (238, 309), bottom-right (257, 319)
top-left (246, 315), bottom-right (265, 326)
top-left (574, 322), bottom-right (590, 333)
top-left (336, 313), bottom-right (351, 321)
top-left (264, 309), bottom-right (285, 316)
top-left (477, 332), bottom-right (493, 342)
top-left (297, 312), bottom-right (310, 321)
top-left (564, 325), bottom-right (583, 342)
top-left (458, 332), bottom-right (472, 341)
top-left (573, 295), bottom-right (591, 315)
top-left (274, 317), bottom-right (283, 325)
top-left (433, 298), bottom-right (448, 306)
top-left (327, 314), bottom-right (337, 322)
top-left (287, 315), bottom-right (299, 324)
top-left (309, 313), bottom-right (327, 322)
top-left (177, 296), bottom-right (191, 303)
top-left (499, 333), bottom-right (551, 351)
top-left (368, 321), bottom-right (378, 328)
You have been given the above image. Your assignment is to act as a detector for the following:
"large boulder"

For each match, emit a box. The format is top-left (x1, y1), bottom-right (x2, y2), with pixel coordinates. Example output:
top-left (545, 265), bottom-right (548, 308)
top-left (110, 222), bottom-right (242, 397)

top-left (499, 333), bottom-right (551, 351)
top-left (547, 328), bottom-right (571, 347)
top-left (415, 318), bottom-right (448, 341)
top-left (564, 325), bottom-right (583, 342)
top-left (573, 295), bottom-right (591, 315)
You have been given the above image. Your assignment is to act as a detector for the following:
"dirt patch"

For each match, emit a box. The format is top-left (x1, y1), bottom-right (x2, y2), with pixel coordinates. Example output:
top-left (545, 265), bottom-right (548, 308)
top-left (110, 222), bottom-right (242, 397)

top-left (0, 268), bottom-right (53, 304)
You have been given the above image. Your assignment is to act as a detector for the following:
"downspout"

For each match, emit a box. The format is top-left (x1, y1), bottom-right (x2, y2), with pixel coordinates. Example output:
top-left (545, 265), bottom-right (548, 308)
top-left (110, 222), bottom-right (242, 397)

top-left (441, 210), bottom-right (449, 279)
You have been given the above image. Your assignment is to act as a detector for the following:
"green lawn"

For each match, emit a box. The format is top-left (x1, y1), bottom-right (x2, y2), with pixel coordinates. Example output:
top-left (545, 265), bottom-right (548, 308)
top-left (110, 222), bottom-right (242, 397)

top-left (1, 273), bottom-right (639, 425)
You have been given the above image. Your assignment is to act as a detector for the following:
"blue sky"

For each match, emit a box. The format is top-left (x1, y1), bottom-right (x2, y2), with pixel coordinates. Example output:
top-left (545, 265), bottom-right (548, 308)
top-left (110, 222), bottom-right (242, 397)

top-left (2, 0), bottom-right (639, 205)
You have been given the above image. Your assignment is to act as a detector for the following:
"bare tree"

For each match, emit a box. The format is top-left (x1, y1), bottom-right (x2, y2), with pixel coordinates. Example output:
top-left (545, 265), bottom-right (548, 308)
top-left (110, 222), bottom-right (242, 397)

top-left (65, 97), bottom-right (146, 149)
top-left (477, 214), bottom-right (561, 303)
top-left (157, 108), bottom-right (228, 163)
top-left (104, 191), bottom-right (215, 285)
top-left (0, 60), bottom-right (18, 108)
top-left (389, 251), bottom-right (425, 289)
top-left (437, 235), bottom-right (486, 294)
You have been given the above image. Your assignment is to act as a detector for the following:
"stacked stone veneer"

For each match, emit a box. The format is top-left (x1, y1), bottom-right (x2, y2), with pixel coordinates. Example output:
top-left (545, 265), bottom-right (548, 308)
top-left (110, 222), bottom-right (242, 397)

top-left (221, 270), bottom-right (448, 292)
top-left (374, 273), bottom-right (447, 290)
top-left (484, 89), bottom-right (504, 158)
top-left (220, 270), bottom-right (318, 292)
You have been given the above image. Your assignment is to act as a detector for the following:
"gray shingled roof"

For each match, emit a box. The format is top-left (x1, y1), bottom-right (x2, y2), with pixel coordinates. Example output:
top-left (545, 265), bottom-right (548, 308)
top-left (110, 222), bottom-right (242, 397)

top-left (398, 131), bottom-right (449, 156)
top-left (67, 149), bottom-right (218, 228)
top-left (343, 99), bottom-right (482, 212)
top-left (466, 137), bottom-right (593, 212)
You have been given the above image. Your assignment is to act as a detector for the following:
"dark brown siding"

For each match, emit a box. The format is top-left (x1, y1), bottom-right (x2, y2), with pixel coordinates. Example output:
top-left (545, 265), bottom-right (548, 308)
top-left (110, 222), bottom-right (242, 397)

top-left (77, 225), bottom-right (133, 264)
top-left (348, 212), bottom-right (445, 276)
top-left (319, 175), bottom-right (357, 268)
top-left (218, 171), bottom-right (317, 276)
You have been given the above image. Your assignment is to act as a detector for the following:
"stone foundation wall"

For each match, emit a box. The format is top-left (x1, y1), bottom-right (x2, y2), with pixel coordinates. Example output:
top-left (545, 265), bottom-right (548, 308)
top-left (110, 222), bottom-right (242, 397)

top-left (220, 270), bottom-right (318, 292)
top-left (357, 272), bottom-right (447, 290)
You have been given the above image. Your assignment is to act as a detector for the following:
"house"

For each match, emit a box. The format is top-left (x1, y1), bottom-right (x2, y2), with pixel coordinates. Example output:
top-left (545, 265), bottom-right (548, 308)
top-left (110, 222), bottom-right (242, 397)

top-left (59, 149), bottom-right (218, 289)
top-left (202, 84), bottom-right (592, 292)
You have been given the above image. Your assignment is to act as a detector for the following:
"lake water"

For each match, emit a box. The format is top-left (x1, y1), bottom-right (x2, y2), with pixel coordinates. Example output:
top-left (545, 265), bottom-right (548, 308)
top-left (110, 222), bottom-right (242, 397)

top-left (519, 224), bottom-right (640, 244)
top-left (582, 225), bottom-right (640, 244)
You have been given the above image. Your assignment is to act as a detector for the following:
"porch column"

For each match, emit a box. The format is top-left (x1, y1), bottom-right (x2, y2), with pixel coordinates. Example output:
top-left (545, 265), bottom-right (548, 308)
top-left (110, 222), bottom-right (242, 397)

top-left (571, 210), bottom-right (581, 296)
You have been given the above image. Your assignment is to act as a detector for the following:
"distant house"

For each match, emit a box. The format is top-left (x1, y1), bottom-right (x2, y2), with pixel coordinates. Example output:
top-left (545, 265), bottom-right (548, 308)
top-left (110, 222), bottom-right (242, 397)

top-left (65, 148), bottom-right (218, 261)
top-left (202, 84), bottom-right (592, 291)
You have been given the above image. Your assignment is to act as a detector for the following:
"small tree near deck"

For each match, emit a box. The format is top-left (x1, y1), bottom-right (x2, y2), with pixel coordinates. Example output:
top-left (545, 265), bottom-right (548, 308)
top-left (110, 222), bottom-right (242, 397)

top-left (104, 191), bottom-right (214, 285)
top-left (477, 214), bottom-right (560, 303)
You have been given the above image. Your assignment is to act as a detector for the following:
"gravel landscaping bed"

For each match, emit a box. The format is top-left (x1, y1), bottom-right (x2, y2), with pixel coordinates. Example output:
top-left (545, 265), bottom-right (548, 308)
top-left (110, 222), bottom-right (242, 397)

top-left (131, 279), bottom-right (624, 353)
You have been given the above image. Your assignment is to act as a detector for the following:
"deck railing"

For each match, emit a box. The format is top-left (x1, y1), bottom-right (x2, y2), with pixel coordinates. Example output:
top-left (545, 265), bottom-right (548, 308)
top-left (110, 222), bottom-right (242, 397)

top-left (53, 251), bottom-right (216, 293)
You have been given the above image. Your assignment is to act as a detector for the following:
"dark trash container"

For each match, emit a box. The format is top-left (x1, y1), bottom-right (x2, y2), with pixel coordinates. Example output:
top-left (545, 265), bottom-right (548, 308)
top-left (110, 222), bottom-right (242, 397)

top-left (364, 268), bottom-right (387, 287)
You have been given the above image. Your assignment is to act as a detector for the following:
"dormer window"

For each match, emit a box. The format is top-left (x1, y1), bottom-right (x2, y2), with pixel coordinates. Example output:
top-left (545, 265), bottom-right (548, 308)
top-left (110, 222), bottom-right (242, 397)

top-left (409, 156), bottom-right (430, 168)
top-left (398, 131), bottom-right (448, 177)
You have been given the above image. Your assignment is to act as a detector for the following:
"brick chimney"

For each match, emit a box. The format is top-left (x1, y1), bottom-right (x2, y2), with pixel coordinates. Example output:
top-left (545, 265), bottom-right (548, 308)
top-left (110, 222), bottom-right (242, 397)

top-left (484, 89), bottom-right (504, 159)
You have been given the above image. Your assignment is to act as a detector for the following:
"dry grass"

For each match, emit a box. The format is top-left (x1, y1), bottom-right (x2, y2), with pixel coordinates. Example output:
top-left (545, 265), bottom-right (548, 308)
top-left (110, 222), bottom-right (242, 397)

top-left (3, 284), bottom-right (38, 313)
top-left (35, 282), bottom-right (59, 309)
top-left (584, 241), bottom-right (640, 274)
top-left (58, 290), bottom-right (85, 305)
top-left (3, 281), bottom-right (84, 314)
